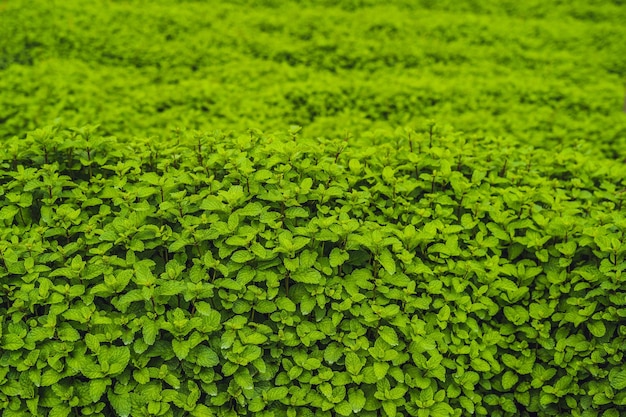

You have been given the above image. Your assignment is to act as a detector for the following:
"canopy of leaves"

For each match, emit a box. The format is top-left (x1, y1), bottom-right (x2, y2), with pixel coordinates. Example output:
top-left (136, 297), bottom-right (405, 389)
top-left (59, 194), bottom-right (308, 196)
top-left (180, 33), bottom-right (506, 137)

top-left (0, 0), bottom-right (625, 159)
top-left (2, 0), bottom-right (626, 416)
top-left (1, 123), bottom-right (626, 417)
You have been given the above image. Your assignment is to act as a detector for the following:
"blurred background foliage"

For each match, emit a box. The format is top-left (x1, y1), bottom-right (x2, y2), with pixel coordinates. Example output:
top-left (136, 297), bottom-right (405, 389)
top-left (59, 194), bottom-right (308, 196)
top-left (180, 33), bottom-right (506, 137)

top-left (1, 0), bottom-right (625, 157)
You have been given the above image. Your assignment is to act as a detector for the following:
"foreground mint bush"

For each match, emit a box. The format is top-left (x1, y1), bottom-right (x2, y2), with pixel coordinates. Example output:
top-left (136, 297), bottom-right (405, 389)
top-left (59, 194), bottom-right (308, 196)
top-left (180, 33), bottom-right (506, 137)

top-left (1, 124), bottom-right (626, 417)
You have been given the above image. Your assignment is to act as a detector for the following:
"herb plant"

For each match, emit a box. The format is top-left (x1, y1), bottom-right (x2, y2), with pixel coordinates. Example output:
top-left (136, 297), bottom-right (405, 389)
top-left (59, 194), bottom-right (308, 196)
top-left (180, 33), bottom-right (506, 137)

top-left (1, 124), bottom-right (626, 417)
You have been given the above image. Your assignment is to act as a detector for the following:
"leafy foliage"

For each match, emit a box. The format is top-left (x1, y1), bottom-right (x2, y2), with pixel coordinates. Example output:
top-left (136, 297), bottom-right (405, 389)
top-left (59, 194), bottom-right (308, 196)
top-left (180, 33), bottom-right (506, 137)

top-left (1, 0), bottom-right (625, 158)
top-left (2, 0), bottom-right (626, 416)
top-left (2, 124), bottom-right (626, 417)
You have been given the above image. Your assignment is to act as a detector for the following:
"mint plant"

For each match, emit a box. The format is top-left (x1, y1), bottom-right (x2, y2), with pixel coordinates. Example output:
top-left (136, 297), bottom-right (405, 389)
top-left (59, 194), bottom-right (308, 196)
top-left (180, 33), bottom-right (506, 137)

top-left (1, 124), bottom-right (626, 416)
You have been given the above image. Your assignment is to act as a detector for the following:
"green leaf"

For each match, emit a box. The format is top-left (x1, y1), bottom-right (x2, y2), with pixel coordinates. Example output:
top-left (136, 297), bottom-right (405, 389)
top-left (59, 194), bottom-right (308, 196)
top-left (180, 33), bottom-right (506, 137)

top-left (248, 397), bottom-right (265, 413)
top-left (195, 346), bottom-right (219, 367)
top-left (89, 378), bottom-right (111, 402)
top-left (324, 343), bottom-right (344, 364)
top-left (503, 305), bottom-right (529, 325)
top-left (134, 263), bottom-right (156, 286)
top-left (251, 357), bottom-right (267, 374)
top-left (236, 202), bottom-right (263, 217)
top-left (49, 405), bottom-right (72, 417)
top-left (284, 256), bottom-right (300, 271)
top-left (200, 196), bottom-right (228, 212)
top-left (470, 358), bottom-right (490, 372)
top-left (540, 393), bottom-right (557, 406)
top-left (378, 249), bottom-right (396, 275)
top-left (429, 402), bottom-right (454, 417)
top-left (133, 368), bottom-right (150, 384)
top-left (348, 388), bottom-right (366, 412)
top-left (231, 250), bottom-right (254, 263)
top-left (587, 321), bottom-right (606, 338)
top-left (387, 386), bottom-right (406, 400)
top-left (288, 365), bottom-right (302, 380)
top-left (299, 249), bottom-right (318, 268)
top-left (382, 400), bottom-right (397, 417)
top-left (334, 401), bottom-right (353, 416)
top-left (303, 357), bottom-right (322, 370)
top-left (2, 334), bottom-right (24, 350)
top-left (106, 346), bottom-right (130, 376)
top-left (41, 369), bottom-right (63, 386)
top-left (345, 352), bottom-right (363, 375)
top-left (254, 300), bottom-right (276, 313)
top-left (157, 280), bottom-right (187, 296)
top-left (0, 205), bottom-right (19, 221)
top-left (143, 320), bottom-right (159, 345)
top-left (292, 269), bottom-right (321, 284)
top-left (382, 166), bottom-right (395, 183)
top-left (285, 207), bottom-right (309, 219)
top-left (348, 159), bottom-right (362, 173)
top-left (437, 304), bottom-right (451, 322)
top-left (216, 278), bottom-right (242, 291)
top-left (555, 241), bottom-right (577, 257)
top-left (378, 326), bottom-right (399, 346)
top-left (240, 331), bottom-right (268, 345)
top-left (237, 267), bottom-right (256, 284)
top-left (609, 368), bottom-right (626, 390)
top-left (81, 363), bottom-right (105, 379)
top-left (108, 391), bottom-right (132, 417)
top-left (173, 339), bottom-right (190, 360)
top-left (373, 361), bottom-right (389, 379)
top-left (459, 396), bottom-right (474, 413)
top-left (191, 404), bottom-right (214, 417)
top-left (195, 301), bottom-right (215, 316)
top-left (266, 386), bottom-right (289, 401)
top-left (234, 368), bottom-right (254, 390)
top-left (329, 248), bottom-right (350, 267)
top-left (276, 297), bottom-right (297, 312)
top-left (501, 371), bottom-right (519, 390)
top-left (529, 302), bottom-right (552, 320)
top-left (250, 242), bottom-right (268, 259)
top-left (57, 323), bottom-right (81, 341)
top-left (165, 373), bottom-right (181, 389)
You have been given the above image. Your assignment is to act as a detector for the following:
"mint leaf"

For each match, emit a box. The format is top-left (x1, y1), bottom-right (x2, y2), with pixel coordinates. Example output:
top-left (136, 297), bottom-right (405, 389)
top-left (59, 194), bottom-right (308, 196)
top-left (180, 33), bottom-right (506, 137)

top-left (609, 368), bottom-right (626, 390)
top-left (378, 326), bottom-right (399, 346)
top-left (345, 352), bottom-right (363, 376)
top-left (292, 269), bottom-right (322, 284)
top-left (382, 400), bottom-right (397, 417)
top-left (143, 319), bottom-right (159, 345)
top-left (587, 321), bottom-right (606, 338)
top-left (470, 358), bottom-right (490, 373)
top-left (501, 371), bottom-right (519, 390)
top-left (49, 405), bottom-right (72, 417)
top-left (329, 248), bottom-right (350, 267)
top-left (373, 361), bottom-right (389, 379)
top-left (234, 368), bottom-right (254, 390)
top-left (108, 391), bottom-right (131, 417)
top-left (172, 339), bottom-right (190, 360)
top-left (348, 388), bottom-right (366, 412)
top-left (2, 334), bottom-right (24, 351)
top-left (194, 346), bottom-right (219, 367)
top-left (335, 401), bottom-right (353, 416)
top-left (266, 386), bottom-right (288, 401)
top-left (378, 249), bottom-right (396, 275)
top-left (89, 378), bottom-right (110, 402)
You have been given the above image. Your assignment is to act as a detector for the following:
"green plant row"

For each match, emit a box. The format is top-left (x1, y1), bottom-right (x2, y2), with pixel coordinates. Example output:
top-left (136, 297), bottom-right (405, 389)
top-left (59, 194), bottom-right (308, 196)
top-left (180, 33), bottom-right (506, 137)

top-left (1, 124), bottom-right (626, 417)
top-left (2, 0), bottom-right (625, 158)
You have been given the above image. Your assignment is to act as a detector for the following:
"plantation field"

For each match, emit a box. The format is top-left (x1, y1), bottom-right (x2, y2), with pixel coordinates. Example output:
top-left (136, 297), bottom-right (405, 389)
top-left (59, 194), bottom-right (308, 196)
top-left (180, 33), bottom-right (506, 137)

top-left (1, 1), bottom-right (626, 417)
top-left (2, 0), bottom-right (626, 156)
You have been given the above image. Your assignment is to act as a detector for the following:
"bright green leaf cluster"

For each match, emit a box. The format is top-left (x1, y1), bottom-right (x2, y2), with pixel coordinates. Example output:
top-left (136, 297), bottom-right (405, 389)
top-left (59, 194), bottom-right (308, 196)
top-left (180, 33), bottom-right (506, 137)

top-left (1, 124), bottom-right (626, 417)
top-left (1, 0), bottom-right (625, 160)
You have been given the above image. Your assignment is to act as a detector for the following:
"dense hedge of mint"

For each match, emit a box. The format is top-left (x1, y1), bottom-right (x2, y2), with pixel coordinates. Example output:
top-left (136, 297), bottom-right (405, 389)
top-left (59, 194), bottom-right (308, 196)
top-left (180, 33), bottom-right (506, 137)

top-left (1, 124), bottom-right (626, 417)
top-left (1, 0), bottom-right (626, 158)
